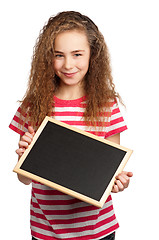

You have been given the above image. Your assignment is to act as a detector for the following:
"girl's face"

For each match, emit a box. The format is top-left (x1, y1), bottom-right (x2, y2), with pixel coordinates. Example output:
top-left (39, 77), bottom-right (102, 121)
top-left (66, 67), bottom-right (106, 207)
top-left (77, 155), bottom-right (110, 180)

top-left (53, 30), bottom-right (90, 88)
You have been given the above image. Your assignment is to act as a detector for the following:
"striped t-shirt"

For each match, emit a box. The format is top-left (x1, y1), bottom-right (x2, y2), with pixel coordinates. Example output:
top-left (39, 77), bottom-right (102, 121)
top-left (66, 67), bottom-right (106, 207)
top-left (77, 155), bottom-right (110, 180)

top-left (9, 96), bottom-right (127, 240)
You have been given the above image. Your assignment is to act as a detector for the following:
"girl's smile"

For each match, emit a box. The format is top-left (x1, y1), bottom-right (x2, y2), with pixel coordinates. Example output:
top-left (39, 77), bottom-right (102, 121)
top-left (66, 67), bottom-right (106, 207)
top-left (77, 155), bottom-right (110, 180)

top-left (53, 30), bottom-right (90, 90)
top-left (62, 71), bottom-right (78, 78)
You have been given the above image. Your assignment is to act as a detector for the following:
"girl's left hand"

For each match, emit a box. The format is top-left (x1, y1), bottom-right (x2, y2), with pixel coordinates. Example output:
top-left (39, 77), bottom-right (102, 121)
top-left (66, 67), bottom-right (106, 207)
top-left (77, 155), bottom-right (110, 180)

top-left (111, 171), bottom-right (133, 193)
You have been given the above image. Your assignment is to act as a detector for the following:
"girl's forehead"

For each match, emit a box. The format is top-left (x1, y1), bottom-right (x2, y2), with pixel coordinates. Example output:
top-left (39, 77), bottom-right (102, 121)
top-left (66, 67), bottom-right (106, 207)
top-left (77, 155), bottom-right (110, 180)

top-left (54, 30), bottom-right (90, 52)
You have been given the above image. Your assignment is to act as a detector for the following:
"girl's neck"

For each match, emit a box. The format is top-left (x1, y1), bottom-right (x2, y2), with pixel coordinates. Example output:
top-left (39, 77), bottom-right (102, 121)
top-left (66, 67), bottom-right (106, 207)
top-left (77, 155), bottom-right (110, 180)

top-left (55, 84), bottom-right (85, 100)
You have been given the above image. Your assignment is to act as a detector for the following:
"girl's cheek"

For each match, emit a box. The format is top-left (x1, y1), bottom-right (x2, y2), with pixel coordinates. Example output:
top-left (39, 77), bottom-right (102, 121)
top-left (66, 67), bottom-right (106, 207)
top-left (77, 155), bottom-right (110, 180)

top-left (53, 60), bottom-right (62, 71)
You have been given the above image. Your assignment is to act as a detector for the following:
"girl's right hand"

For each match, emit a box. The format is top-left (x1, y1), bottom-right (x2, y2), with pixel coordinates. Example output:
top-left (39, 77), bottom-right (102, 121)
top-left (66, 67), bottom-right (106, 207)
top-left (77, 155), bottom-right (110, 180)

top-left (16, 126), bottom-right (35, 158)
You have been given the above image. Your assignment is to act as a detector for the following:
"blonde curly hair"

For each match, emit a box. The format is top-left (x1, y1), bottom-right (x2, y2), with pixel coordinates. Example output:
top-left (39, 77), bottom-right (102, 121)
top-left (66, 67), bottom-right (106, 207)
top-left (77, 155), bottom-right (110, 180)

top-left (20, 11), bottom-right (121, 128)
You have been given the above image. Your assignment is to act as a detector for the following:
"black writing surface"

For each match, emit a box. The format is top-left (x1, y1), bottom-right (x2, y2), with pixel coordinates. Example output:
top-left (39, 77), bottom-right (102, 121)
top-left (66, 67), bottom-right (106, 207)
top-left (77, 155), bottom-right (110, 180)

top-left (14, 117), bottom-right (132, 208)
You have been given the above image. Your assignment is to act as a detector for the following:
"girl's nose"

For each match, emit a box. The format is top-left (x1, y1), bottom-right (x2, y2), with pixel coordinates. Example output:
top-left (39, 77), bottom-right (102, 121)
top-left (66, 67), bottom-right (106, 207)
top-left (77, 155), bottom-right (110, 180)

top-left (64, 57), bottom-right (74, 70)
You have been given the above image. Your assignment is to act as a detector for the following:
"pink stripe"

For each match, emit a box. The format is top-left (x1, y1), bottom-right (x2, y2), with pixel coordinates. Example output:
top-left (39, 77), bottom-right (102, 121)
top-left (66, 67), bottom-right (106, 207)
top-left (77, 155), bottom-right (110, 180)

top-left (31, 220), bottom-right (53, 232)
top-left (99, 205), bottom-right (113, 217)
top-left (42, 205), bottom-right (99, 216)
top-left (31, 210), bottom-right (47, 221)
top-left (12, 115), bottom-right (29, 131)
top-left (90, 223), bottom-right (119, 240)
top-left (37, 198), bottom-right (81, 206)
top-left (31, 231), bottom-right (56, 240)
top-left (54, 103), bottom-right (86, 108)
top-left (9, 124), bottom-right (24, 136)
top-left (54, 111), bottom-right (84, 117)
top-left (61, 120), bottom-right (109, 127)
top-left (105, 126), bottom-right (128, 138)
top-left (33, 186), bottom-right (67, 196)
top-left (110, 117), bottom-right (125, 126)
top-left (49, 214), bottom-right (98, 225)
top-left (31, 201), bottom-right (41, 210)
top-left (112, 107), bottom-right (120, 115)
top-left (54, 111), bottom-right (111, 117)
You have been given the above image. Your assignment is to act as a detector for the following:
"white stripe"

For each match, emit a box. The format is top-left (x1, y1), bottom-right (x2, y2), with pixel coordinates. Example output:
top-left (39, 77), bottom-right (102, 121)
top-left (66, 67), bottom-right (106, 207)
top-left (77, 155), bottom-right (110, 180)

top-left (34, 193), bottom-right (75, 201)
top-left (31, 204), bottom-right (44, 215)
top-left (111, 112), bottom-right (122, 121)
top-left (111, 102), bottom-right (118, 110)
top-left (108, 121), bottom-right (125, 132)
top-left (55, 107), bottom-right (85, 112)
top-left (54, 115), bottom-right (84, 121)
top-left (32, 182), bottom-right (52, 190)
top-left (15, 110), bottom-right (25, 120)
top-left (31, 225), bottom-right (54, 237)
top-left (10, 119), bottom-right (28, 133)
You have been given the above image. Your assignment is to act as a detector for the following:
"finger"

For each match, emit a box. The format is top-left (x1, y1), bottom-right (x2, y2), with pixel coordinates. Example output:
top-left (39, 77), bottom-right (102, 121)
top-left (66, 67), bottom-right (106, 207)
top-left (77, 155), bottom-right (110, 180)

top-left (116, 175), bottom-right (129, 188)
top-left (21, 134), bottom-right (33, 144)
top-left (115, 180), bottom-right (124, 191)
top-left (16, 148), bottom-right (25, 157)
top-left (127, 172), bottom-right (133, 177)
top-left (28, 126), bottom-right (35, 136)
top-left (112, 184), bottom-right (119, 193)
top-left (116, 173), bottom-right (129, 181)
top-left (122, 171), bottom-right (133, 178)
top-left (18, 140), bottom-right (29, 149)
top-left (25, 131), bottom-right (34, 140)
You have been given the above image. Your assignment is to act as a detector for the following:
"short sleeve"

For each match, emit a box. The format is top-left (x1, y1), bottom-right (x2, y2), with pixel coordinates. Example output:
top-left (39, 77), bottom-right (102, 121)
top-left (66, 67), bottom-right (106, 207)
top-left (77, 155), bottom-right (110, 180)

top-left (105, 101), bottom-right (127, 138)
top-left (9, 107), bottom-right (29, 136)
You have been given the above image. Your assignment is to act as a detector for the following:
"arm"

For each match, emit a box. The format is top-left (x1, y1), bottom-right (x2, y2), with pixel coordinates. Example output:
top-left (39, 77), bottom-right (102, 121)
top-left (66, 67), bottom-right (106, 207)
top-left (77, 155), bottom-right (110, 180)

top-left (16, 126), bottom-right (35, 185)
top-left (106, 133), bottom-right (133, 193)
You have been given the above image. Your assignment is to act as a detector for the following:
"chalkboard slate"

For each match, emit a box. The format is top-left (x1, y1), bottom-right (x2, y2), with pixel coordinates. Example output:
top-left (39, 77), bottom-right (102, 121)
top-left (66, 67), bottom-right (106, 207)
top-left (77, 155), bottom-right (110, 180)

top-left (14, 116), bottom-right (132, 208)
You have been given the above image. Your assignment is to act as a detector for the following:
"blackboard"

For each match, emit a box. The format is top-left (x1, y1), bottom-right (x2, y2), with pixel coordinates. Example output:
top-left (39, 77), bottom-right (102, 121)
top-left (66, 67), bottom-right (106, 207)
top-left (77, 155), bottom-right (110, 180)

top-left (13, 116), bottom-right (133, 208)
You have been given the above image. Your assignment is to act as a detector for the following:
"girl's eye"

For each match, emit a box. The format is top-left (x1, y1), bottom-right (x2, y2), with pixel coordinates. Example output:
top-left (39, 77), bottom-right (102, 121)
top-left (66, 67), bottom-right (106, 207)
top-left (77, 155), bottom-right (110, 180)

top-left (74, 53), bottom-right (82, 57)
top-left (55, 54), bottom-right (64, 58)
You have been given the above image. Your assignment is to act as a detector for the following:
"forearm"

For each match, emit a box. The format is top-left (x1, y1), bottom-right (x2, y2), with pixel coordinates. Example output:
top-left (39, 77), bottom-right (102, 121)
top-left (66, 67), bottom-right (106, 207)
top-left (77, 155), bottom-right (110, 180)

top-left (17, 173), bottom-right (32, 185)
top-left (17, 155), bottom-right (32, 185)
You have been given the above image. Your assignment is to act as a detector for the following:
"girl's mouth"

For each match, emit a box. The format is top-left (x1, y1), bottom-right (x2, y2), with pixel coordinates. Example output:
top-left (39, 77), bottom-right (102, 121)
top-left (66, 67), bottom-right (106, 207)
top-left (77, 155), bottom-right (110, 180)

top-left (62, 72), bottom-right (77, 78)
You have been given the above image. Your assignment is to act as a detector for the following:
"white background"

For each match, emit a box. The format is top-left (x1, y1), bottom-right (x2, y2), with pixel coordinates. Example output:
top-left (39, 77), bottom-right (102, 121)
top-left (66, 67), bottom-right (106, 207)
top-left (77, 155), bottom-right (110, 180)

top-left (1, 0), bottom-right (159, 239)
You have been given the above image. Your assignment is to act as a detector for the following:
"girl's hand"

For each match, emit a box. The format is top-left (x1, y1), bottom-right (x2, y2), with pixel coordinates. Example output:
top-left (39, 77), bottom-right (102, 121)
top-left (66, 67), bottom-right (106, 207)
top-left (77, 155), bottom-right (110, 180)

top-left (111, 171), bottom-right (133, 193)
top-left (15, 126), bottom-right (35, 185)
top-left (16, 126), bottom-right (35, 158)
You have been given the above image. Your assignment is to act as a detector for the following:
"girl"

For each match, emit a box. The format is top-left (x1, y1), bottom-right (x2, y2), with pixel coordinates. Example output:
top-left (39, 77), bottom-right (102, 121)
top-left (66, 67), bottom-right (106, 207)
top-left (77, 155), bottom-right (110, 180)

top-left (9, 11), bottom-right (133, 240)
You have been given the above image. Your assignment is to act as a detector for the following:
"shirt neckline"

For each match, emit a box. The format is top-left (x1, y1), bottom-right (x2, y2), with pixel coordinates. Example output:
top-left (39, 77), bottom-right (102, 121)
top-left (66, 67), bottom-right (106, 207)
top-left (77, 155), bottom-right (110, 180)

top-left (53, 95), bottom-right (86, 106)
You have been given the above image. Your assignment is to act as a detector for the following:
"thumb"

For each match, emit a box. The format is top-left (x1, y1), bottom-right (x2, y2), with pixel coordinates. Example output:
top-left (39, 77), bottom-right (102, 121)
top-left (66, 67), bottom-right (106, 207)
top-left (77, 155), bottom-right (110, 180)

top-left (122, 171), bottom-right (133, 178)
top-left (28, 126), bottom-right (35, 136)
top-left (127, 172), bottom-right (133, 177)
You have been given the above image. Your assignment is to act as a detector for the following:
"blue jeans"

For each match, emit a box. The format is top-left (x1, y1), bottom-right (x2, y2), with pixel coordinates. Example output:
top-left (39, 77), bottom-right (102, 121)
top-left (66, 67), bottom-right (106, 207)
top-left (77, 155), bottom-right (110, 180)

top-left (102, 232), bottom-right (115, 239)
top-left (32, 232), bottom-right (115, 240)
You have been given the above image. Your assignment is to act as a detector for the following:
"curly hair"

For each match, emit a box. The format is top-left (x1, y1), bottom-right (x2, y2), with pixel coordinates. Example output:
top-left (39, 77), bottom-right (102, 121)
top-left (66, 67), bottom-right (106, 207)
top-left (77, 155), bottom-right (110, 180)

top-left (20, 11), bottom-right (121, 128)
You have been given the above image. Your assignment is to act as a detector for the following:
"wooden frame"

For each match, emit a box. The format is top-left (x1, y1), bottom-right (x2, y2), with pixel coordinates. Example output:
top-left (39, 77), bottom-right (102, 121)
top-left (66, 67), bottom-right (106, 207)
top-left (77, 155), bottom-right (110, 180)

top-left (13, 116), bottom-right (133, 208)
